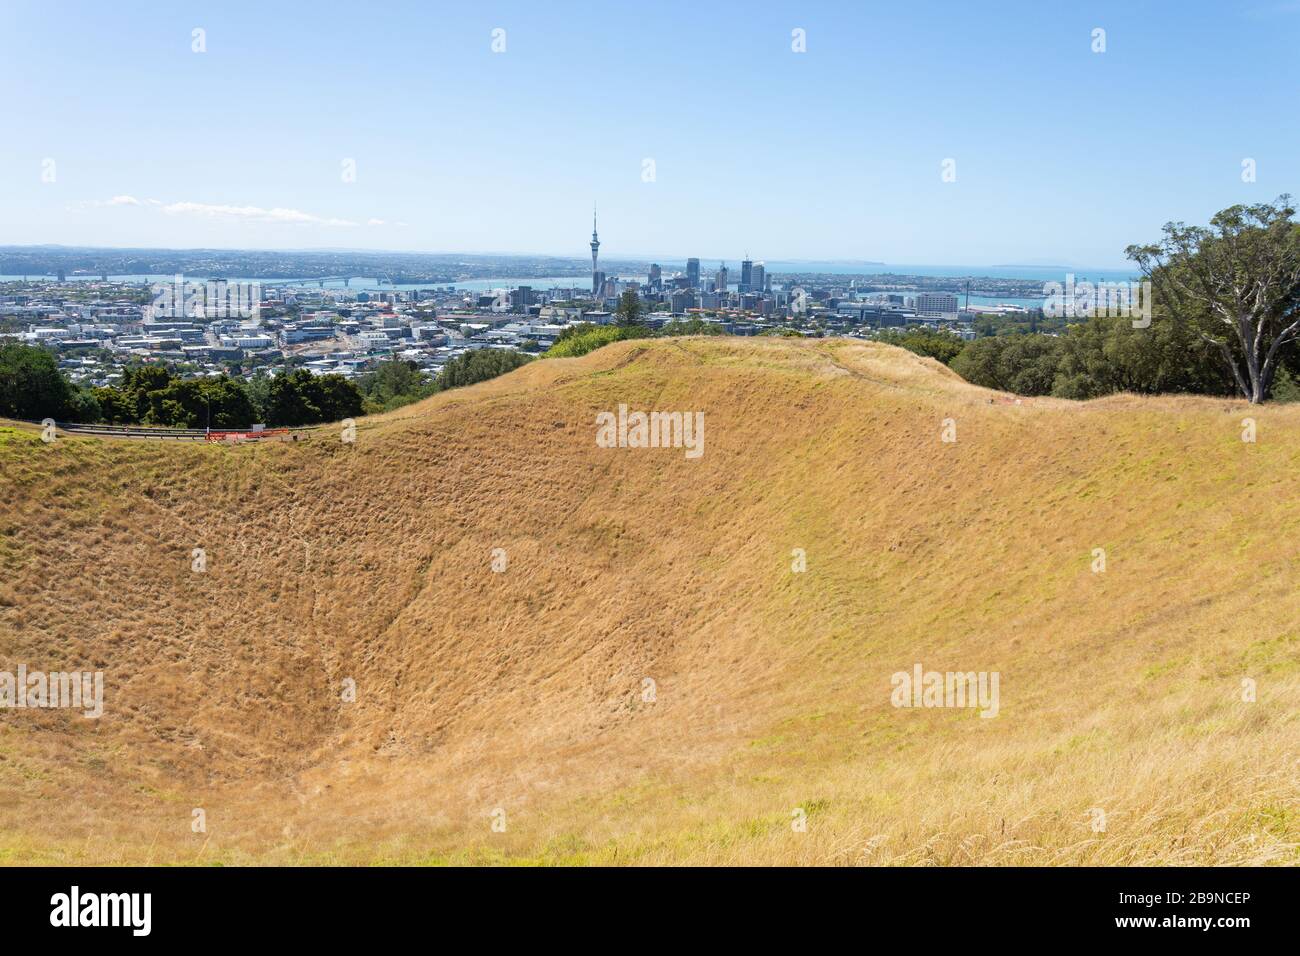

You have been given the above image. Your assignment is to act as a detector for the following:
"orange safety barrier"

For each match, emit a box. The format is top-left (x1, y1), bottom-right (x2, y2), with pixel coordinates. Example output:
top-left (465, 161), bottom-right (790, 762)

top-left (204, 428), bottom-right (294, 443)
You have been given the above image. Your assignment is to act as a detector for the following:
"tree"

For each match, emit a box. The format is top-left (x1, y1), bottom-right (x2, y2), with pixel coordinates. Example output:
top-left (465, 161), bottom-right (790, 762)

top-left (544, 324), bottom-right (649, 358)
top-left (1127, 196), bottom-right (1300, 403)
top-left (91, 366), bottom-right (258, 427)
top-left (265, 370), bottom-right (321, 426)
top-left (93, 384), bottom-right (136, 424)
top-left (358, 359), bottom-right (434, 412)
top-left (0, 342), bottom-right (78, 420)
top-left (245, 371), bottom-right (272, 424)
top-left (141, 376), bottom-right (257, 429)
top-left (313, 373), bottom-right (365, 422)
top-left (64, 385), bottom-right (101, 423)
top-left (1051, 311), bottom-right (1230, 400)
top-left (997, 335), bottom-right (1061, 395)
top-left (138, 376), bottom-right (256, 429)
top-left (115, 365), bottom-right (175, 422)
top-left (264, 369), bottom-right (363, 426)
top-left (949, 334), bottom-right (1062, 395)
top-left (615, 290), bottom-right (643, 327)
top-left (877, 329), bottom-right (966, 365)
top-left (950, 337), bottom-right (1010, 391)
top-left (432, 349), bottom-right (533, 392)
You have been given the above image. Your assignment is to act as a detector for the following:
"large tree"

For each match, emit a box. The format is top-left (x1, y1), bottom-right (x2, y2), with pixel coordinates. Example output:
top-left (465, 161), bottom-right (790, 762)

top-left (0, 342), bottom-right (77, 420)
top-left (264, 368), bottom-right (363, 426)
top-left (1126, 196), bottom-right (1300, 403)
top-left (615, 290), bottom-right (643, 327)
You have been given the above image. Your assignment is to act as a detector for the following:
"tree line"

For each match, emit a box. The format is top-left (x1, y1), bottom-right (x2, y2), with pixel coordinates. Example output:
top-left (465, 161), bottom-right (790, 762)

top-left (0, 348), bottom-right (535, 428)
top-left (544, 293), bottom-right (726, 359)
top-left (901, 197), bottom-right (1300, 402)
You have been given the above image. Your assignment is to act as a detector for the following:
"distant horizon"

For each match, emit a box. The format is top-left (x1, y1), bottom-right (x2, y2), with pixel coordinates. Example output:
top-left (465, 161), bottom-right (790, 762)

top-left (0, 242), bottom-right (1137, 273)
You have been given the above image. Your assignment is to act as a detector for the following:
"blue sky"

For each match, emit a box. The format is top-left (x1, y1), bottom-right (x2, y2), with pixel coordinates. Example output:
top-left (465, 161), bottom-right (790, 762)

top-left (2, 0), bottom-right (1297, 267)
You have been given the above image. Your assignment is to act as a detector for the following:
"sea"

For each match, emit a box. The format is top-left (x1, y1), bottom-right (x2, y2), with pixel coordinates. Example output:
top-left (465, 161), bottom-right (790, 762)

top-left (2, 261), bottom-right (1141, 311)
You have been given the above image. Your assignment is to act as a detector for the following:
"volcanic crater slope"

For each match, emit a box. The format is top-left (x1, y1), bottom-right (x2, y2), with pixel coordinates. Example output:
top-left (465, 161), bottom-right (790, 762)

top-left (0, 336), bottom-right (1296, 865)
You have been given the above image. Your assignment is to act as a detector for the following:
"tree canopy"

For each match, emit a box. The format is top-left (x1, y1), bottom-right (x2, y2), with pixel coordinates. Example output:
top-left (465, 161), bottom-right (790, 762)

top-left (1127, 195), bottom-right (1300, 403)
top-left (615, 290), bottom-right (643, 327)
top-left (0, 342), bottom-right (81, 421)
top-left (433, 348), bottom-right (534, 392)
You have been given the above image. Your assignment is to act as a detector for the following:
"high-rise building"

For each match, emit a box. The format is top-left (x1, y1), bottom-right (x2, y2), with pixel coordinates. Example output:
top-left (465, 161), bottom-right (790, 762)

top-left (740, 257), bottom-right (754, 293)
top-left (686, 258), bottom-right (700, 289)
top-left (590, 204), bottom-right (601, 296)
top-left (715, 262), bottom-right (729, 293)
top-left (916, 293), bottom-right (959, 315)
top-left (648, 263), bottom-right (662, 291)
top-left (751, 262), bottom-right (766, 295)
top-left (670, 289), bottom-right (695, 313)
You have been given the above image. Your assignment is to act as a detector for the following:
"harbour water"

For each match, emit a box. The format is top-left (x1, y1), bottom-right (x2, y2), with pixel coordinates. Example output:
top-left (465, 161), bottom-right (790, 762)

top-left (1, 262), bottom-right (1140, 310)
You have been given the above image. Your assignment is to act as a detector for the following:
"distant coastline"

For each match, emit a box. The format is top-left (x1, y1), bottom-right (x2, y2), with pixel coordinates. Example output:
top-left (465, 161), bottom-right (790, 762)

top-left (0, 244), bottom-right (1139, 291)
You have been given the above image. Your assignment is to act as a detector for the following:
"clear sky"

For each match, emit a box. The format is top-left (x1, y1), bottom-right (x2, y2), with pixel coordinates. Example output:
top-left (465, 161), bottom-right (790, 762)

top-left (2, 0), bottom-right (1297, 267)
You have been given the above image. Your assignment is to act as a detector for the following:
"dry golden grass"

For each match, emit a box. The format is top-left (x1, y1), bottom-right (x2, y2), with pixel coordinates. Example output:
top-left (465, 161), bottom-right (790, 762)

top-left (0, 336), bottom-right (1296, 865)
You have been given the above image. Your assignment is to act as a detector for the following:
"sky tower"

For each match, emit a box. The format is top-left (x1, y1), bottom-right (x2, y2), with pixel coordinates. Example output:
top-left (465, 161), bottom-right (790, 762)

top-left (590, 204), bottom-right (601, 295)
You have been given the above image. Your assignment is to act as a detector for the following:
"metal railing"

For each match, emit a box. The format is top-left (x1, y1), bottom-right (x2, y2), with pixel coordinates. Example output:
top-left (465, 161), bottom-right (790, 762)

top-left (5, 419), bottom-right (320, 441)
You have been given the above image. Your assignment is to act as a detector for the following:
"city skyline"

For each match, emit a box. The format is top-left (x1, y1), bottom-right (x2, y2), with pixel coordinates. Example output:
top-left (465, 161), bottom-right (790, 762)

top-left (3, 1), bottom-right (1298, 266)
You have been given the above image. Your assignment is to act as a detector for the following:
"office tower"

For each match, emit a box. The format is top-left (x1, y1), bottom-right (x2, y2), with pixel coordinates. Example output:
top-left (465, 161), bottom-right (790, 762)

top-left (686, 257), bottom-right (700, 289)
top-left (590, 204), bottom-right (601, 295)
top-left (740, 257), bottom-right (753, 293)
top-left (916, 293), bottom-right (960, 314)
top-left (715, 262), bottom-right (728, 293)
top-left (670, 289), bottom-right (695, 313)
top-left (751, 262), bottom-right (765, 295)
top-left (649, 263), bottom-right (662, 291)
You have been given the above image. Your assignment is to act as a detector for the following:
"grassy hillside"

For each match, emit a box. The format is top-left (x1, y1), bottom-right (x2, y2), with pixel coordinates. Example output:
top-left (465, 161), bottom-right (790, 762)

top-left (0, 336), bottom-right (1295, 865)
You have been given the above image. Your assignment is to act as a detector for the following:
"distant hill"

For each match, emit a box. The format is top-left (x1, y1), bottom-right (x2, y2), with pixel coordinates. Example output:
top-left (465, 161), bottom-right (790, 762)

top-left (0, 337), bottom-right (1295, 864)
